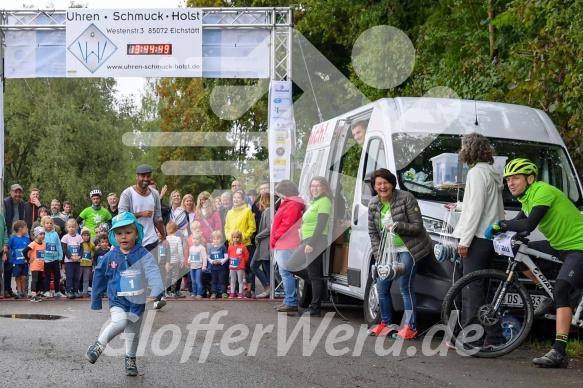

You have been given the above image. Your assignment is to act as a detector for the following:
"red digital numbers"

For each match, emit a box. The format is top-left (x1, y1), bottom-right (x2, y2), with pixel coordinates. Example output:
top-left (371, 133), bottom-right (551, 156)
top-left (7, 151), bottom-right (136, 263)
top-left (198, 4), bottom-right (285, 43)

top-left (126, 44), bottom-right (173, 55)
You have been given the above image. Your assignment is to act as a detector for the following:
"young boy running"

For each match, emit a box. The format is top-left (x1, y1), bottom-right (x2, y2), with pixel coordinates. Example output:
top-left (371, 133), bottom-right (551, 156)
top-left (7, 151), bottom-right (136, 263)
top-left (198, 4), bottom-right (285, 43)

top-left (85, 212), bottom-right (163, 376)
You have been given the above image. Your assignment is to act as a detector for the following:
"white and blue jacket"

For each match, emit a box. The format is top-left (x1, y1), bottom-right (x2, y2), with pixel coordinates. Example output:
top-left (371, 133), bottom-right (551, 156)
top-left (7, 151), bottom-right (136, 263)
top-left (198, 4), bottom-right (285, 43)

top-left (91, 244), bottom-right (164, 316)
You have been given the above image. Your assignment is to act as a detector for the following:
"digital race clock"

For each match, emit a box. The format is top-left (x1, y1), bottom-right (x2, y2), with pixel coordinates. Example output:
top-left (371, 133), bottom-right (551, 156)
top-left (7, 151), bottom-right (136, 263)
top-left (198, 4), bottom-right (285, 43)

top-left (127, 44), bottom-right (173, 55)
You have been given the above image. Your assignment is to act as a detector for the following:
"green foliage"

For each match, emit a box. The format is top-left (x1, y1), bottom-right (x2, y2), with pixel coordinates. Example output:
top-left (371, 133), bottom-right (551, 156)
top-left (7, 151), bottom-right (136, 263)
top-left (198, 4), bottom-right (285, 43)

top-left (292, 0), bottom-right (583, 176)
top-left (156, 76), bottom-right (269, 196)
top-left (3, 78), bottom-right (135, 214)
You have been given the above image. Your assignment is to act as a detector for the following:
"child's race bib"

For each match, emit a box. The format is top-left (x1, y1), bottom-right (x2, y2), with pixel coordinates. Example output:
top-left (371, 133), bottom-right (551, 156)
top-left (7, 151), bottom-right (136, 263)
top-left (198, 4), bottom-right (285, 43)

top-left (117, 269), bottom-right (145, 296)
top-left (46, 243), bottom-right (57, 252)
top-left (36, 250), bottom-right (45, 259)
top-left (210, 252), bottom-right (222, 261)
top-left (189, 252), bottom-right (201, 263)
top-left (68, 244), bottom-right (80, 255)
top-left (82, 250), bottom-right (92, 262)
top-left (15, 249), bottom-right (24, 259)
top-left (159, 246), bottom-right (166, 257)
top-left (229, 257), bottom-right (240, 268)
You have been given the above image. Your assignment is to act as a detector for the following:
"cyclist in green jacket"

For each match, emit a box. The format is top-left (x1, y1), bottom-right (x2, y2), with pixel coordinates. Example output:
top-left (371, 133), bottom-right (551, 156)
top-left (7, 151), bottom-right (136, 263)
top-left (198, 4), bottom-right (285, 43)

top-left (485, 158), bottom-right (583, 368)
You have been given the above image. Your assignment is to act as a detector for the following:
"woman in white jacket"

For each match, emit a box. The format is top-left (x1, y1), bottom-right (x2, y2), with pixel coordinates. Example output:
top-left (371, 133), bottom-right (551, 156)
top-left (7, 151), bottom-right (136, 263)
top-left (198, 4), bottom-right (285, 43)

top-left (451, 132), bottom-right (505, 347)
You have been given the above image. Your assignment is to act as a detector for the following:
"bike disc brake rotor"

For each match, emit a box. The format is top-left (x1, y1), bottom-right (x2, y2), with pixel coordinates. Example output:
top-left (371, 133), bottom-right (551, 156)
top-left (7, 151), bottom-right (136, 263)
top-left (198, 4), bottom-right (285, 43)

top-left (477, 304), bottom-right (500, 327)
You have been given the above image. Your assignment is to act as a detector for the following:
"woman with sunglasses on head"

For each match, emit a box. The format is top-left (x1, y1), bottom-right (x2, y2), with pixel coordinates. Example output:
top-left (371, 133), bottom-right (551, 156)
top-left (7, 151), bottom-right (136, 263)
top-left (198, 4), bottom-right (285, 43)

top-left (192, 191), bottom-right (222, 246)
top-left (286, 176), bottom-right (333, 316)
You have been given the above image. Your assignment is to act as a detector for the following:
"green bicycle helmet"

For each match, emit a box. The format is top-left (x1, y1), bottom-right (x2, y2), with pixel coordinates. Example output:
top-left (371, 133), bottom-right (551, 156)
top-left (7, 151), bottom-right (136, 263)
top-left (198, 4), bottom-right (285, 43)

top-left (504, 158), bottom-right (538, 178)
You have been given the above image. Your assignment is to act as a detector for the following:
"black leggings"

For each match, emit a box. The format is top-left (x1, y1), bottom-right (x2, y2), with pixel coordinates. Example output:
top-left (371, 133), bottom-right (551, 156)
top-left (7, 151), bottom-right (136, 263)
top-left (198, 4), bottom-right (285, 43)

top-left (31, 271), bottom-right (44, 293)
top-left (461, 237), bottom-right (503, 340)
top-left (43, 261), bottom-right (61, 293)
top-left (287, 238), bottom-right (328, 310)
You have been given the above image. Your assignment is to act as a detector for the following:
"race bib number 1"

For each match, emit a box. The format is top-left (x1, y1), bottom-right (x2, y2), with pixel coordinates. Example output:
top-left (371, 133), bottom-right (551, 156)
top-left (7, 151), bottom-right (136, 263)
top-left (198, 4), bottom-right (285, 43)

top-left (117, 269), bottom-right (145, 296)
top-left (494, 231), bottom-right (516, 257)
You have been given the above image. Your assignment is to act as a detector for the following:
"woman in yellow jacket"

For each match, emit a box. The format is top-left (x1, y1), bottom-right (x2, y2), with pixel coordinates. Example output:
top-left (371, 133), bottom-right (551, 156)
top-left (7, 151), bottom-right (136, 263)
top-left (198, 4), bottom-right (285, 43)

top-left (224, 190), bottom-right (256, 297)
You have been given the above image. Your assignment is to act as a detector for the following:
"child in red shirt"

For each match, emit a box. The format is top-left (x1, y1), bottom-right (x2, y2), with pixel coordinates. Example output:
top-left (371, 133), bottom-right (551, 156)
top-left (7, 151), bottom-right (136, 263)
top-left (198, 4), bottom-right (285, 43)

top-left (228, 230), bottom-right (249, 298)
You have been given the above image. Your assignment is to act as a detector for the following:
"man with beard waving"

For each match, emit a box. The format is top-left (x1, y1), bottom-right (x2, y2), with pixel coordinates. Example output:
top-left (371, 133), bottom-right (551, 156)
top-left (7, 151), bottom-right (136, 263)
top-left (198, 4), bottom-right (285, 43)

top-left (119, 164), bottom-right (168, 310)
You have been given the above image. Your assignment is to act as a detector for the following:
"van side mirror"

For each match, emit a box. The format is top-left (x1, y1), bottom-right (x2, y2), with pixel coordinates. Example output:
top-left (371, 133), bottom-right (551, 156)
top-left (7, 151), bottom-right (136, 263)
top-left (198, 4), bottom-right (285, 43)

top-left (364, 172), bottom-right (377, 196)
top-left (362, 172), bottom-right (377, 205)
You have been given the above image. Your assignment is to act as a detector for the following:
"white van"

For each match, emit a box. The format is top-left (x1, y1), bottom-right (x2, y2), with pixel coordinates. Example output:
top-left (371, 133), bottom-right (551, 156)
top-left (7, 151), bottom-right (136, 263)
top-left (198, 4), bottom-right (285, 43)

top-left (297, 97), bottom-right (583, 326)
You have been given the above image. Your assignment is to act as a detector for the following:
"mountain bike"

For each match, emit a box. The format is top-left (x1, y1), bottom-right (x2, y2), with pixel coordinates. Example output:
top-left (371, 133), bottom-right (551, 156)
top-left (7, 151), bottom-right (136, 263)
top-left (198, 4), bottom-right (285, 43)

top-left (441, 231), bottom-right (583, 358)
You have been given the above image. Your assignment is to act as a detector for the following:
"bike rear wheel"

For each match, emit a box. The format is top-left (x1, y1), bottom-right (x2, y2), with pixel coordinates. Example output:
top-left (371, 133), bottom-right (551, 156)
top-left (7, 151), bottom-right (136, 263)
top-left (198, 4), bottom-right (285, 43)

top-left (441, 269), bottom-right (534, 358)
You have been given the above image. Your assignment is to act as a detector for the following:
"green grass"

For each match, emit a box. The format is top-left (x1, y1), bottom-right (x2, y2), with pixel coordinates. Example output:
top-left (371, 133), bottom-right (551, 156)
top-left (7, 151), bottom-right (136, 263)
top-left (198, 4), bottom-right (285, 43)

top-left (526, 338), bottom-right (583, 357)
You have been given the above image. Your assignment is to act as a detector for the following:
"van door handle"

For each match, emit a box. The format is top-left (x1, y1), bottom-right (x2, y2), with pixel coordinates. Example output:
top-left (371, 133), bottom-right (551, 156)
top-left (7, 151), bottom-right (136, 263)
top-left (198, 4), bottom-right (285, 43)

top-left (353, 205), bottom-right (359, 226)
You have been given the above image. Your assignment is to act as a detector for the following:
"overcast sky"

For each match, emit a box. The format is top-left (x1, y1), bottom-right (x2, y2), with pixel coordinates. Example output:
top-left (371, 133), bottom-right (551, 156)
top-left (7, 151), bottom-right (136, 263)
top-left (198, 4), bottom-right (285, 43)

top-left (7, 0), bottom-right (186, 106)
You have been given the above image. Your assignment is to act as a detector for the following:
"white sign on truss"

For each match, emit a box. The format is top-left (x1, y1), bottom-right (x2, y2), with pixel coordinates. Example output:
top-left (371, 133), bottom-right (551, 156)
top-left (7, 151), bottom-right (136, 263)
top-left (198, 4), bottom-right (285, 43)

top-left (268, 81), bottom-right (295, 182)
top-left (65, 8), bottom-right (202, 77)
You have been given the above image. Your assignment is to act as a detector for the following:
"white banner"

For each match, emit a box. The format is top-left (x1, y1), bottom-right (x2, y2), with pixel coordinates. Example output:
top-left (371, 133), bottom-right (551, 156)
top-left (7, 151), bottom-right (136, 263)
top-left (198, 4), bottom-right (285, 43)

top-left (65, 8), bottom-right (203, 77)
top-left (268, 81), bottom-right (295, 183)
top-left (4, 10), bottom-right (270, 79)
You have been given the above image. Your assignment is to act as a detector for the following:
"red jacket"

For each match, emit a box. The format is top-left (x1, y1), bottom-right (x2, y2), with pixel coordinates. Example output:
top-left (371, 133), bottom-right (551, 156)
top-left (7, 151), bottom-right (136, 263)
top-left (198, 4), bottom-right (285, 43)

top-left (270, 196), bottom-right (305, 250)
top-left (227, 244), bottom-right (249, 270)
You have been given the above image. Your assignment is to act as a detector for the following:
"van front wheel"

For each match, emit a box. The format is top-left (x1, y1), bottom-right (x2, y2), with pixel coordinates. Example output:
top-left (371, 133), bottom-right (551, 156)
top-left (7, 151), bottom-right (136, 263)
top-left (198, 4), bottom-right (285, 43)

top-left (363, 274), bottom-right (381, 327)
top-left (297, 278), bottom-right (312, 308)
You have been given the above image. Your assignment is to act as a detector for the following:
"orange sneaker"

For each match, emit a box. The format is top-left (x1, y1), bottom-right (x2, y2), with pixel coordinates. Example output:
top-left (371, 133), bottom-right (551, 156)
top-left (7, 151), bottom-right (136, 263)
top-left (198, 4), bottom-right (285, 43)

top-left (368, 321), bottom-right (386, 336)
top-left (368, 322), bottom-right (398, 337)
top-left (393, 324), bottom-right (417, 340)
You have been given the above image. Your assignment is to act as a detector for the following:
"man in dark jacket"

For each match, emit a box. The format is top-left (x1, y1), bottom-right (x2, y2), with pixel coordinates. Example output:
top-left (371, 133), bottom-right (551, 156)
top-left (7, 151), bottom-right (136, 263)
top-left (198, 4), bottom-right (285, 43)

top-left (1, 185), bottom-right (21, 298)
top-left (3, 184), bottom-right (25, 229)
top-left (23, 188), bottom-right (44, 230)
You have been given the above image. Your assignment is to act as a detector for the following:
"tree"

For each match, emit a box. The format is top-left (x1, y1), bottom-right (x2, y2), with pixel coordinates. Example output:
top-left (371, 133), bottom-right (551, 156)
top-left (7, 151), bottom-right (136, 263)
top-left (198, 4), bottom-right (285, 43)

top-left (3, 77), bottom-right (135, 213)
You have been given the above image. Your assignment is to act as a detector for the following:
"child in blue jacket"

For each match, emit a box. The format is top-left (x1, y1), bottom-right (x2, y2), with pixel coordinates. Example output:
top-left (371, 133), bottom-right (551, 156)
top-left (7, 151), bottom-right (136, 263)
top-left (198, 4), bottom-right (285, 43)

top-left (85, 212), bottom-right (163, 376)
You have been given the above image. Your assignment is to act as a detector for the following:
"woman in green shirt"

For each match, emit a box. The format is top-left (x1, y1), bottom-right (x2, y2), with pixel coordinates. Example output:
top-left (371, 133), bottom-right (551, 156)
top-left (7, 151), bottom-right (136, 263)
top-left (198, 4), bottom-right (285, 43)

top-left (287, 176), bottom-right (333, 316)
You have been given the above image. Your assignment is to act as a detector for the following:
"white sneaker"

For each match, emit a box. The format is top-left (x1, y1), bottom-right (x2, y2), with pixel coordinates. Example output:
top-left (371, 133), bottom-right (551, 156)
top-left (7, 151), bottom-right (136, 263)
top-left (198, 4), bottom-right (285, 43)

top-left (55, 292), bottom-right (65, 299)
top-left (43, 291), bottom-right (53, 298)
top-left (153, 297), bottom-right (167, 310)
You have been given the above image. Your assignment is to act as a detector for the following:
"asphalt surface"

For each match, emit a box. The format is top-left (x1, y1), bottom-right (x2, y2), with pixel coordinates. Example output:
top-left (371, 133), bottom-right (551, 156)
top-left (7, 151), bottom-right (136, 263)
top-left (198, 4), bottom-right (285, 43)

top-left (0, 297), bottom-right (580, 387)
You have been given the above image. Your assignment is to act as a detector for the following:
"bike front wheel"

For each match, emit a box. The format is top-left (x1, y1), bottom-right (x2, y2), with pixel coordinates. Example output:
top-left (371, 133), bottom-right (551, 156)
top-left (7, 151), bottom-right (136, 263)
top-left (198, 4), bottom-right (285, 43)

top-left (441, 269), bottom-right (534, 358)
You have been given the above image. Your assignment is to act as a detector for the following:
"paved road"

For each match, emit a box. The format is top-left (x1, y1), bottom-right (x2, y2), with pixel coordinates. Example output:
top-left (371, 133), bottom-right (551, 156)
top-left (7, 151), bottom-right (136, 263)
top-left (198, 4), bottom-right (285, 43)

top-left (0, 298), bottom-right (580, 387)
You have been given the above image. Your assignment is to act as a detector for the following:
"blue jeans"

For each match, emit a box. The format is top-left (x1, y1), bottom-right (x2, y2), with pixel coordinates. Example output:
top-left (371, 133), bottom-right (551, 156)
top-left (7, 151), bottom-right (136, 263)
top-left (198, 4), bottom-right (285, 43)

top-left (376, 251), bottom-right (417, 327)
top-left (190, 268), bottom-right (203, 296)
top-left (65, 262), bottom-right (81, 292)
top-left (252, 259), bottom-right (270, 288)
top-left (246, 245), bottom-right (256, 292)
top-left (275, 249), bottom-right (297, 306)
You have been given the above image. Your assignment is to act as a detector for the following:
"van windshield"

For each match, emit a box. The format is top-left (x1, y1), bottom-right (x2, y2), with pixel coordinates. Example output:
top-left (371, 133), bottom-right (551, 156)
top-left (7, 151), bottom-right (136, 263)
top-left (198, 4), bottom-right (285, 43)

top-left (392, 133), bottom-right (583, 209)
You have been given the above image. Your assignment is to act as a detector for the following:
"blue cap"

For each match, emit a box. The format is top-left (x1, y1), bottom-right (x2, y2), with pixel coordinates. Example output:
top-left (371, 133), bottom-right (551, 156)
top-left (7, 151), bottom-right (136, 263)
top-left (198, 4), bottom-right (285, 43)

top-left (108, 212), bottom-right (144, 247)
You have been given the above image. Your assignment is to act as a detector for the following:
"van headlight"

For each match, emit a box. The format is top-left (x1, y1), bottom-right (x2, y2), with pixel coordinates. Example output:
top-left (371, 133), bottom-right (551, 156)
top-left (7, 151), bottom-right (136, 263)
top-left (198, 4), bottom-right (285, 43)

top-left (423, 216), bottom-right (443, 234)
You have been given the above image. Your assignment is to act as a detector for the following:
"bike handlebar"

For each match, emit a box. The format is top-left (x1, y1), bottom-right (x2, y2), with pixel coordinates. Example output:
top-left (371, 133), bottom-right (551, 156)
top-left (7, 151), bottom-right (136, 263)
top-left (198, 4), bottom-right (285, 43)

top-left (512, 231), bottom-right (530, 244)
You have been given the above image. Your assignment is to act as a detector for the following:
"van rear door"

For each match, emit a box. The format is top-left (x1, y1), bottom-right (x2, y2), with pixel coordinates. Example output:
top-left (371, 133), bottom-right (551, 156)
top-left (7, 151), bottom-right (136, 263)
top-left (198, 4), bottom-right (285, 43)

top-left (346, 135), bottom-right (388, 291)
top-left (298, 119), bottom-right (340, 199)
